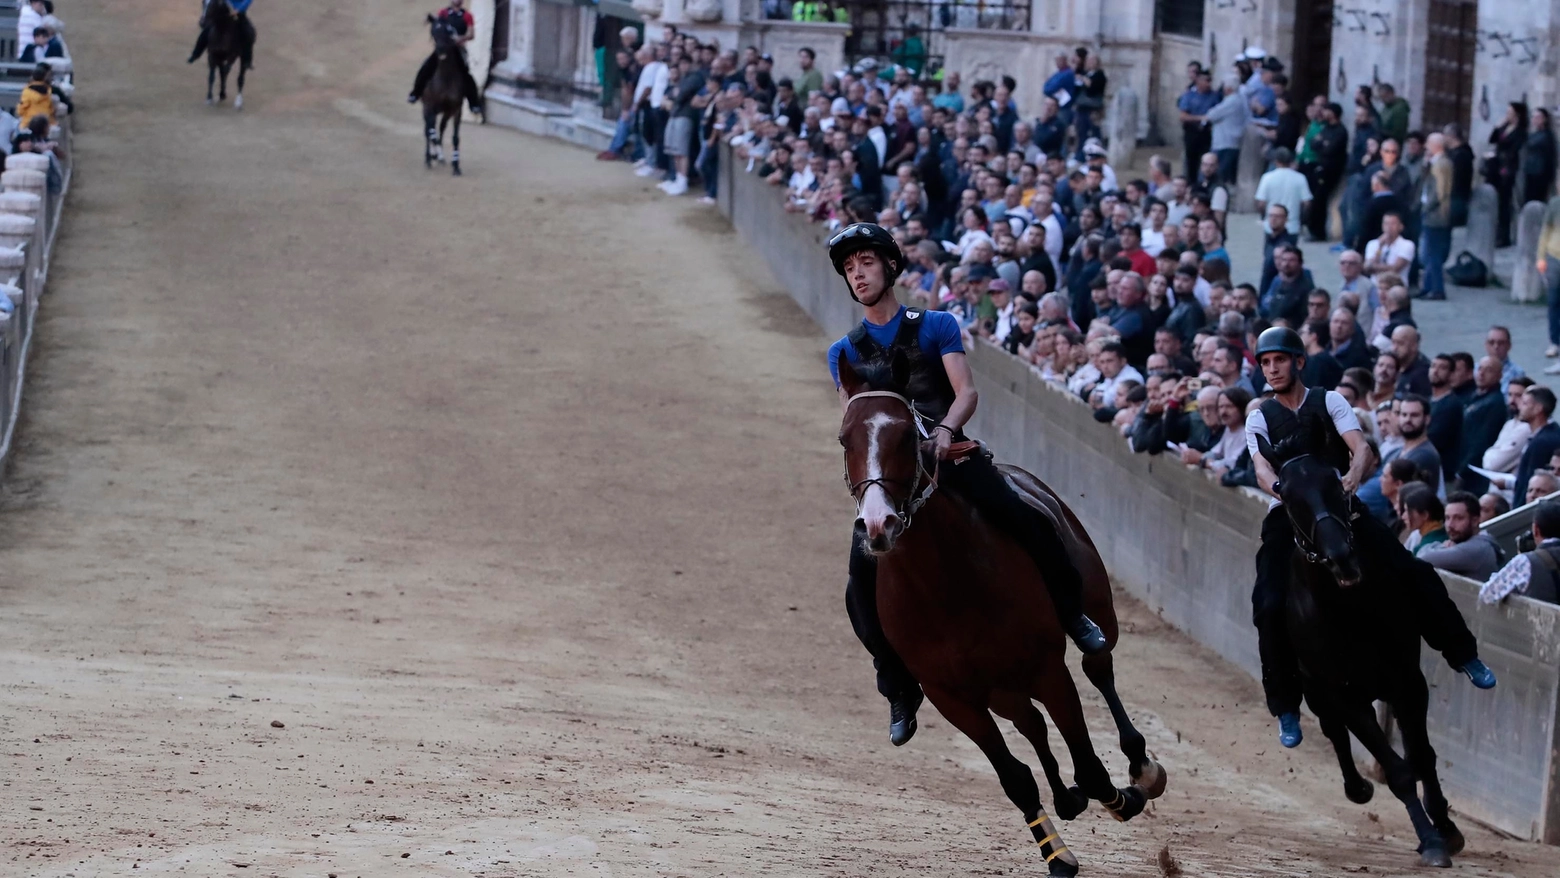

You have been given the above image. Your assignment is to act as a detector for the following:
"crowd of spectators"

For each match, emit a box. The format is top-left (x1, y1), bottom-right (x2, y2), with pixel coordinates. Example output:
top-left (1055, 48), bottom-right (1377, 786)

top-left (642, 33), bottom-right (1560, 604)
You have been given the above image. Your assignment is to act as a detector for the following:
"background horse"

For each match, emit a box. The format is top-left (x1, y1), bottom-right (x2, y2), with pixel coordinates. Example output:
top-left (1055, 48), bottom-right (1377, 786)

top-left (1259, 440), bottom-right (1463, 869)
top-left (203, 0), bottom-right (247, 109)
top-left (837, 358), bottom-right (1164, 877)
top-left (419, 16), bottom-right (465, 176)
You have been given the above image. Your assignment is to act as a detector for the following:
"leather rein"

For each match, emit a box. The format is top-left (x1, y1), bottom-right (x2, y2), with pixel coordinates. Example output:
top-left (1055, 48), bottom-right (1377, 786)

top-left (842, 391), bottom-right (976, 530)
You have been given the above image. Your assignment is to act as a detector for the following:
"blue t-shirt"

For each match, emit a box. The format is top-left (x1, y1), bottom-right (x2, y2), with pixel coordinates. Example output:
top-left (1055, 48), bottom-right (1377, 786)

top-left (828, 307), bottom-right (964, 386)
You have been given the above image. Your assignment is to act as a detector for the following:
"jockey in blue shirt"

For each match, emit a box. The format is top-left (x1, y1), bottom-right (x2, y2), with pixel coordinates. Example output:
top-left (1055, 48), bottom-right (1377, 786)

top-left (188, 0), bottom-right (256, 71)
top-left (826, 222), bottom-right (1108, 747)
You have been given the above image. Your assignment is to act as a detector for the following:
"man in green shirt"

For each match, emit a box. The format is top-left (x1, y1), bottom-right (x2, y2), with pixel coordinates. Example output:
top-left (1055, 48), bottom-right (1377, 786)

top-left (1377, 83), bottom-right (1410, 146)
top-left (794, 46), bottom-right (823, 103)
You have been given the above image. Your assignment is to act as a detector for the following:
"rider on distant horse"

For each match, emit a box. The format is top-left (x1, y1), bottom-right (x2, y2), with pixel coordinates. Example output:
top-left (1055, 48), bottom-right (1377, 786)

top-left (1247, 326), bottom-right (1496, 749)
top-left (826, 223), bottom-right (1109, 747)
top-left (408, 0), bottom-right (483, 116)
top-left (187, 0), bottom-right (256, 71)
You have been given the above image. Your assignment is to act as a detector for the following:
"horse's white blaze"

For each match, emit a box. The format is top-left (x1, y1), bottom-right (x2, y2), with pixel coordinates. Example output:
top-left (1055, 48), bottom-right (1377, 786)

top-left (859, 412), bottom-right (898, 537)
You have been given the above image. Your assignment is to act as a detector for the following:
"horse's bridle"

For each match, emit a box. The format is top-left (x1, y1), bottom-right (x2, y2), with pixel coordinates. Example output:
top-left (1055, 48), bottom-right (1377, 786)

top-left (1278, 454), bottom-right (1356, 565)
top-left (842, 391), bottom-right (939, 529)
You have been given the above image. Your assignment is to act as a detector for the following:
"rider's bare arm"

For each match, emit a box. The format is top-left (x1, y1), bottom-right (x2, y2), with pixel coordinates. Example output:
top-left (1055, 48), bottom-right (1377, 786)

top-left (1255, 451), bottom-right (1282, 500)
top-left (1340, 428), bottom-right (1371, 494)
top-left (939, 351), bottom-right (979, 436)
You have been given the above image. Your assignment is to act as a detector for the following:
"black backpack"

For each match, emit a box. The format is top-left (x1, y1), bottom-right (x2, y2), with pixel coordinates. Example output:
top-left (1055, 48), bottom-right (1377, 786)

top-left (1446, 251), bottom-right (1488, 288)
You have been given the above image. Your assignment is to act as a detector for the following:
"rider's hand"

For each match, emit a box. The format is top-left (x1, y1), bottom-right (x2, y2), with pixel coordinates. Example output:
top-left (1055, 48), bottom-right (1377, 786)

top-left (933, 425), bottom-right (954, 460)
top-left (1342, 472), bottom-right (1360, 494)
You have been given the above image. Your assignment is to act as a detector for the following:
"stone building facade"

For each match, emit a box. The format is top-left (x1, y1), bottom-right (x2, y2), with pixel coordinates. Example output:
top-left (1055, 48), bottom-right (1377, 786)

top-left (486, 0), bottom-right (1549, 154)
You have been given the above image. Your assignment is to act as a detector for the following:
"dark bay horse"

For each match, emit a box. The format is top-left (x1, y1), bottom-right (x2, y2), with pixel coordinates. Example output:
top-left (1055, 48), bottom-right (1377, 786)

top-left (1258, 440), bottom-right (1463, 868)
top-left (419, 15), bottom-right (465, 176)
top-left (837, 359), bottom-right (1165, 877)
top-left (203, 0), bottom-right (248, 109)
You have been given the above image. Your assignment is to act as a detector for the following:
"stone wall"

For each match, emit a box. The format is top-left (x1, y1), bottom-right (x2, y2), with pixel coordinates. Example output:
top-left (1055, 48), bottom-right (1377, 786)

top-left (1152, 33), bottom-right (1204, 153)
top-left (718, 141), bottom-right (1560, 843)
top-left (1471, 2), bottom-right (1560, 147)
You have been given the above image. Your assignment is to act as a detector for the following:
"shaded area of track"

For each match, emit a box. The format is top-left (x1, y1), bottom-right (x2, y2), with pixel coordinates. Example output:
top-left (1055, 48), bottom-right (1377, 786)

top-left (0, 2), bottom-right (1550, 875)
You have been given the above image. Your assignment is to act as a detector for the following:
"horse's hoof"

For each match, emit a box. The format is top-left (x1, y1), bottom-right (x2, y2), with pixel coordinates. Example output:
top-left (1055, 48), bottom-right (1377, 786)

top-left (1344, 778), bottom-right (1374, 805)
top-left (1132, 760), bottom-right (1168, 800)
top-left (1417, 845), bottom-right (1452, 868)
top-left (205, 98), bottom-right (213, 105)
top-left (234, 95), bottom-right (244, 110)
top-left (1439, 827), bottom-right (1465, 857)
top-left (452, 165), bottom-right (462, 177)
top-left (1055, 786), bottom-right (1089, 821)
top-left (1106, 786), bottom-right (1147, 822)
top-left (1046, 857), bottom-right (1079, 878)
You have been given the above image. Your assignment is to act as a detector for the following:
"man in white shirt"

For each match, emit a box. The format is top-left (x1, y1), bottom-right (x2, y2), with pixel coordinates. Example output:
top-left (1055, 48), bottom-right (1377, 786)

top-left (17, 0), bottom-right (42, 53)
top-left (1363, 212), bottom-right (1415, 278)
top-left (1141, 200), bottom-right (1170, 256)
top-left (1254, 147), bottom-right (1312, 236)
top-left (1086, 341), bottom-right (1143, 407)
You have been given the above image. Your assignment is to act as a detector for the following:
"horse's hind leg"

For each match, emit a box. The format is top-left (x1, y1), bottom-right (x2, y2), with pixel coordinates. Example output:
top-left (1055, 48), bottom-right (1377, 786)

top-left (1343, 703), bottom-right (1450, 867)
top-left (993, 694), bottom-right (1089, 821)
top-left (1393, 675), bottom-right (1463, 856)
top-left (219, 61), bottom-right (230, 102)
top-left (1035, 668), bottom-right (1146, 822)
top-left (450, 114), bottom-right (461, 176)
top-left (438, 112), bottom-right (451, 164)
top-left (206, 63), bottom-right (215, 103)
top-left (929, 686), bottom-right (1079, 877)
top-left (1080, 652), bottom-right (1164, 799)
top-left (234, 64), bottom-right (245, 110)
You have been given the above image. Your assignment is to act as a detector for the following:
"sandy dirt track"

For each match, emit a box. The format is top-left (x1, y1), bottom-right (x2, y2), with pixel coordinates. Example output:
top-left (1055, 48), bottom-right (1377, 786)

top-left (0, 2), bottom-right (1552, 876)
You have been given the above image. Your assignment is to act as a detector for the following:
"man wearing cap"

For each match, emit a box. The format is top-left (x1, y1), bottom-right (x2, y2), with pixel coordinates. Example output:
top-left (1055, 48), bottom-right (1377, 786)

top-left (1083, 139), bottom-right (1118, 192)
top-left (858, 58), bottom-right (889, 96)
top-left (1245, 326), bottom-right (1495, 751)
top-left (826, 222), bottom-right (1110, 747)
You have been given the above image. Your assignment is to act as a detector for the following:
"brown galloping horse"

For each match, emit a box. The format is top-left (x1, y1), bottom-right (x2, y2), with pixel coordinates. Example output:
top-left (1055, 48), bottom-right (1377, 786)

top-left (837, 359), bottom-right (1165, 877)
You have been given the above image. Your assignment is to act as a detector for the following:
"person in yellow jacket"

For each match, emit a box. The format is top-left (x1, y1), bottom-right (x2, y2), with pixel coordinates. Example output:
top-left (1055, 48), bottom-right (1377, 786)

top-left (791, 0), bottom-right (848, 22)
top-left (16, 63), bottom-right (58, 129)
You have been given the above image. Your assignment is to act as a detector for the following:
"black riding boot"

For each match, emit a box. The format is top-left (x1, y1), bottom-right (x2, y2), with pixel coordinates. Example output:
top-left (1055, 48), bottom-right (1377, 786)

top-left (939, 451), bottom-right (1108, 654)
top-left (410, 54), bottom-right (438, 101)
top-left (1253, 507), bottom-right (1305, 718)
top-left (239, 15), bottom-right (256, 70)
top-left (844, 523), bottom-right (923, 745)
top-left (188, 29), bottom-right (208, 64)
top-left (462, 70), bottom-right (483, 114)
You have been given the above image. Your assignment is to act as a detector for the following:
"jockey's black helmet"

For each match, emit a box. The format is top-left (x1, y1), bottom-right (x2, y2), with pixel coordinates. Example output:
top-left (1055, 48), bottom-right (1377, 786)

top-left (827, 222), bottom-right (904, 283)
top-left (1255, 326), bottom-right (1306, 361)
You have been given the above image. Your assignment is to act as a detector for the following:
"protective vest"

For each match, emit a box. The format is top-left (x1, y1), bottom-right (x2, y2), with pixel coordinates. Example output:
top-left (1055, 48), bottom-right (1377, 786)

top-left (791, 1), bottom-right (847, 21)
top-left (1522, 546), bottom-right (1560, 604)
top-left (847, 308), bottom-right (958, 428)
top-left (1259, 388), bottom-right (1351, 474)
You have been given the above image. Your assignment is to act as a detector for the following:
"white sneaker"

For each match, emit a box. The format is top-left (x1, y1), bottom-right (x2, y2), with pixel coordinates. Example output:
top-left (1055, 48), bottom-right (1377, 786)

top-left (1547, 345), bottom-right (1558, 358)
top-left (663, 176), bottom-right (688, 196)
top-left (1545, 361), bottom-right (1560, 375)
top-left (657, 179), bottom-right (675, 191)
top-left (697, 195), bottom-right (716, 205)
top-left (635, 164), bottom-right (658, 177)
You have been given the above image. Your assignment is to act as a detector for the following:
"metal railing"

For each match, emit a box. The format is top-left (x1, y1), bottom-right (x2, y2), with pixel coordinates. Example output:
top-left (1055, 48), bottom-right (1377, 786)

top-left (837, 0), bottom-right (1032, 75)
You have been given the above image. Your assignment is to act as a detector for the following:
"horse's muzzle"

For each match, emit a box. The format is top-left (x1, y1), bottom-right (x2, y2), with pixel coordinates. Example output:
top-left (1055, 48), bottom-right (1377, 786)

top-left (859, 513), bottom-right (903, 555)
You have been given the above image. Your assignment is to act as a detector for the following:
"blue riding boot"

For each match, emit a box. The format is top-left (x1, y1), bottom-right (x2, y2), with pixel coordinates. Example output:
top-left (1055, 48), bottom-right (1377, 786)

top-left (1278, 712), bottom-right (1303, 748)
top-left (1460, 658), bottom-right (1497, 689)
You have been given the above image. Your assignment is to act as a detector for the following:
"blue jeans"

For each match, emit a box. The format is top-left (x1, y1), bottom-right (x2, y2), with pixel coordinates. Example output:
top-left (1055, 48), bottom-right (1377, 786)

top-left (697, 141), bottom-right (718, 198)
top-left (1420, 226), bottom-right (1451, 295)
top-left (608, 112), bottom-right (643, 159)
top-left (1547, 256), bottom-right (1560, 345)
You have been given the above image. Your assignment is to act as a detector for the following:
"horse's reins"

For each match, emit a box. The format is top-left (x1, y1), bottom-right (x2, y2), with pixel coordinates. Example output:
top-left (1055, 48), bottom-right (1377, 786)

top-left (842, 391), bottom-right (942, 528)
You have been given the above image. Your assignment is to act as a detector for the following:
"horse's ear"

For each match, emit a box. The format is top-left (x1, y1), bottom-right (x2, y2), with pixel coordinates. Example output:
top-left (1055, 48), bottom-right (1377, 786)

top-left (836, 354), bottom-right (869, 398)
top-left (1256, 433), bottom-right (1279, 467)
top-left (888, 349), bottom-right (911, 394)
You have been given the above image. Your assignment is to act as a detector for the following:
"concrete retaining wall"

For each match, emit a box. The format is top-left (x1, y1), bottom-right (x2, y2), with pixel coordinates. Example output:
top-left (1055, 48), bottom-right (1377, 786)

top-left (717, 142), bottom-right (1560, 844)
top-left (0, 119), bottom-right (74, 476)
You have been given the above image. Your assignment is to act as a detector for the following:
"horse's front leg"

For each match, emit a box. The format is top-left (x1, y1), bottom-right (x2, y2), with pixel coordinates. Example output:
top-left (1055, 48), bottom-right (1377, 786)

top-left (450, 115), bottom-right (461, 176)
top-left (219, 61), bottom-right (230, 102)
top-left (234, 64), bottom-right (246, 110)
top-left (423, 105), bottom-right (436, 168)
top-left (206, 62), bottom-right (215, 103)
